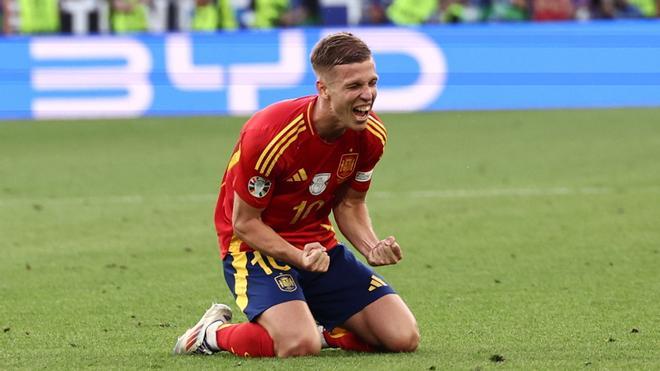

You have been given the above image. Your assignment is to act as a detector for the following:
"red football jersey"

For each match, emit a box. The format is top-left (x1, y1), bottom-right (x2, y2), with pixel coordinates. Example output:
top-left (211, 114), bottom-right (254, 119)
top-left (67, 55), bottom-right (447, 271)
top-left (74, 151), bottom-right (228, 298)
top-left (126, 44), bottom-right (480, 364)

top-left (214, 95), bottom-right (387, 259)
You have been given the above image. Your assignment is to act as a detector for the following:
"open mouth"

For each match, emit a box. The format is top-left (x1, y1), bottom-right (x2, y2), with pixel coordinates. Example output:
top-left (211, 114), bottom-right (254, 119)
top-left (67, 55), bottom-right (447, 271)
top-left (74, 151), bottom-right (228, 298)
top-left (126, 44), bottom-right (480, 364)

top-left (353, 106), bottom-right (370, 121)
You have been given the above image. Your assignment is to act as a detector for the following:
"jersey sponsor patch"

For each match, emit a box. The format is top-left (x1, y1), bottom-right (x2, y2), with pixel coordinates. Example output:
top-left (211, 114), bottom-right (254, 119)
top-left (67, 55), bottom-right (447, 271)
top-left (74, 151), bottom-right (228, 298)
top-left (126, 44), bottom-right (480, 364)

top-left (309, 173), bottom-right (331, 196)
top-left (337, 153), bottom-right (359, 179)
top-left (247, 176), bottom-right (272, 198)
top-left (274, 273), bottom-right (297, 292)
top-left (355, 170), bottom-right (374, 182)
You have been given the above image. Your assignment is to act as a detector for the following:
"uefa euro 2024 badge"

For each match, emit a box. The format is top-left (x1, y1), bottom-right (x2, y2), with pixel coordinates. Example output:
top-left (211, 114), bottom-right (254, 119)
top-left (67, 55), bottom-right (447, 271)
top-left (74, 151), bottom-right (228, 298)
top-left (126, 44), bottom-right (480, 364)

top-left (309, 173), bottom-right (331, 196)
top-left (248, 176), bottom-right (272, 198)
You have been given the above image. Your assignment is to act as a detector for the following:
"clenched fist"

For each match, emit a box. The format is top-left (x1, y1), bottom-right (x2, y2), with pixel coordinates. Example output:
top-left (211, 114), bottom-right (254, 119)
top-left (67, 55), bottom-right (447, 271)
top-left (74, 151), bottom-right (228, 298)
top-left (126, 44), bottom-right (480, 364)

top-left (367, 236), bottom-right (402, 266)
top-left (300, 242), bottom-right (330, 272)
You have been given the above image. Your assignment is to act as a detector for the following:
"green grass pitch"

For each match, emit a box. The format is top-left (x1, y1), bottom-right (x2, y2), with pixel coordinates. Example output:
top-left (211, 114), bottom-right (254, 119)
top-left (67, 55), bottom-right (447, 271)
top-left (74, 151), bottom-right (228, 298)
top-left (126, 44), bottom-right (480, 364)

top-left (1, 108), bottom-right (659, 370)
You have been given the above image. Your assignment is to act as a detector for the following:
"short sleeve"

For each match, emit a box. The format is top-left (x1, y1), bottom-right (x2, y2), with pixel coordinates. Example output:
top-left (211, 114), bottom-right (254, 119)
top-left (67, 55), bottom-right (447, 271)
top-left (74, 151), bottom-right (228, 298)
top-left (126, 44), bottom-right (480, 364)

top-left (231, 128), bottom-right (280, 209)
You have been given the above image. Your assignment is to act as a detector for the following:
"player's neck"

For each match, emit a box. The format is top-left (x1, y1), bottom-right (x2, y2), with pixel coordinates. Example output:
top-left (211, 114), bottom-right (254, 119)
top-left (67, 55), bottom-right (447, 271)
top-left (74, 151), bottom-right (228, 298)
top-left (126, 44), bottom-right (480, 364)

top-left (312, 98), bottom-right (346, 142)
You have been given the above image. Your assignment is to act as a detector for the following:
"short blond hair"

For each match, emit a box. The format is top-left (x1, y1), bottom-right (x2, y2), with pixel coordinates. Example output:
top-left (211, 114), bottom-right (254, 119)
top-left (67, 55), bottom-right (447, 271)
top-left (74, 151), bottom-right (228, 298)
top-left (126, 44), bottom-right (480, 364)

top-left (310, 32), bottom-right (372, 74)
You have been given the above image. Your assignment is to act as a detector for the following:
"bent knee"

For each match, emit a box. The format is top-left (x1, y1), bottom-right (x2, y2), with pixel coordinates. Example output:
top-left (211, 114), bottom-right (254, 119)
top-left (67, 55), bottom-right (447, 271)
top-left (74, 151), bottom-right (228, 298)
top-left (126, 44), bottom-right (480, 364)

top-left (275, 336), bottom-right (321, 358)
top-left (383, 327), bottom-right (420, 353)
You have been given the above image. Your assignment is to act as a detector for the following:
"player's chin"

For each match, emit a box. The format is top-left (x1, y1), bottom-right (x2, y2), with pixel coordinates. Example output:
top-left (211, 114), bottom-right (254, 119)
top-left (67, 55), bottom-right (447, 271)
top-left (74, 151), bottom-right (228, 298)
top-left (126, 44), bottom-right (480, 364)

top-left (349, 122), bottom-right (368, 132)
top-left (350, 113), bottom-right (369, 129)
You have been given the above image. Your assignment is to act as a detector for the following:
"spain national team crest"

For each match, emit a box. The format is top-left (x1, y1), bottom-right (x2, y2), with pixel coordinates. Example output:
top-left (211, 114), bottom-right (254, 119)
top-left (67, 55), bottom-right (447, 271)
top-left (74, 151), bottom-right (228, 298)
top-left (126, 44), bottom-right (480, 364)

top-left (337, 153), bottom-right (359, 179)
top-left (247, 176), bottom-right (271, 198)
top-left (309, 173), bottom-right (331, 196)
top-left (274, 274), bottom-right (297, 292)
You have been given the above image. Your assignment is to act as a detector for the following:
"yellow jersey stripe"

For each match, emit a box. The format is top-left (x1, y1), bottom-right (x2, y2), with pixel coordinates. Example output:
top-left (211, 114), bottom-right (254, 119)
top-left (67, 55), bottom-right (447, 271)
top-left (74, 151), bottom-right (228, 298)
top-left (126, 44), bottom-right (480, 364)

top-left (366, 124), bottom-right (386, 146)
top-left (264, 125), bottom-right (306, 176)
top-left (229, 235), bottom-right (241, 254)
top-left (367, 118), bottom-right (387, 138)
top-left (260, 120), bottom-right (306, 175)
top-left (368, 115), bottom-right (387, 132)
top-left (255, 114), bottom-right (304, 173)
top-left (299, 168), bottom-right (308, 181)
top-left (226, 147), bottom-right (241, 172)
top-left (257, 119), bottom-right (305, 174)
top-left (367, 121), bottom-right (387, 143)
top-left (228, 235), bottom-right (249, 311)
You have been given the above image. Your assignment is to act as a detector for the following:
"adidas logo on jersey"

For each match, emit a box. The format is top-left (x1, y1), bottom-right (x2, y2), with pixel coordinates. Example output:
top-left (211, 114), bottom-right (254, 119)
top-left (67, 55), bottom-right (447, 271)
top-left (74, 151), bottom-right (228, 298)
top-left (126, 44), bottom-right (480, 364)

top-left (368, 275), bottom-right (388, 292)
top-left (286, 168), bottom-right (308, 182)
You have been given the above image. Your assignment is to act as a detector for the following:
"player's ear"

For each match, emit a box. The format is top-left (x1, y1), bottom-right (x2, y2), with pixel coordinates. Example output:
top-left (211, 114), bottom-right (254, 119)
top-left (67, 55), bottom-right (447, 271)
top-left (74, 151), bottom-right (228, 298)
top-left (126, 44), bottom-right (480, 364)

top-left (316, 79), bottom-right (328, 99)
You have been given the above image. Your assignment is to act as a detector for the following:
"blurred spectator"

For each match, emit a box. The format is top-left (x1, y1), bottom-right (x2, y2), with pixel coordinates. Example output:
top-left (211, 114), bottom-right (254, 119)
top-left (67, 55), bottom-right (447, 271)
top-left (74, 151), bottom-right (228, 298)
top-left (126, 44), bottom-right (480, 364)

top-left (628, 0), bottom-right (660, 16)
top-left (250, 0), bottom-right (289, 28)
top-left (573, 0), bottom-right (592, 20)
top-left (483, 0), bottom-right (529, 21)
top-left (17, 0), bottom-right (60, 33)
top-left (243, 0), bottom-right (319, 28)
top-left (360, 0), bottom-right (392, 25)
top-left (192, 0), bottom-right (237, 31)
top-left (591, 0), bottom-right (643, 18)
top-left (531, 0), bottom-right (575, 21)
top-left (1, 0), bottom-right (658, 35)
top-left (111, 0), bottom-right (149, 33)
top-left (281, 0), bottom-right (320, 26)
top-left (440, 0), bottom-right (483, 23)
top-left (386, 0), bottom-right (438, 25)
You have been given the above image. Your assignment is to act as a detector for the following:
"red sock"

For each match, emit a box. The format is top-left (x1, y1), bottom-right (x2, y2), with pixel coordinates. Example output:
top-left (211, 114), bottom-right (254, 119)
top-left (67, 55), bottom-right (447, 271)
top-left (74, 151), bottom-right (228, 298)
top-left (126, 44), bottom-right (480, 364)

top-left (323, 327), bottom-right (376, 352)
top-left (215, 323), bottom-right (275, 357)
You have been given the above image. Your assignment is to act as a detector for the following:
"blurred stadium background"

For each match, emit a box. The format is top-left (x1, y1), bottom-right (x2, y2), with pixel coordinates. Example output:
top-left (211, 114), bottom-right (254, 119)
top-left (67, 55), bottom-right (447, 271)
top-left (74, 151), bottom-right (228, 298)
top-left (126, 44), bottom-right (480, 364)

top-left (2, 0), bottom-right (660, 36)
top-left (1, 0), bottom-right (660, 119)
top-left (2, 0), bottom-right (660, 369)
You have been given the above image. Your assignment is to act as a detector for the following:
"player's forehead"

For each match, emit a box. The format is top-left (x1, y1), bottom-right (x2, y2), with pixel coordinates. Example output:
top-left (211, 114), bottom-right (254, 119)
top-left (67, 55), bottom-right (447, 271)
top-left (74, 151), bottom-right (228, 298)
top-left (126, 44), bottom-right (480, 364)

top-left (328, 58), bottom-right (378, 84)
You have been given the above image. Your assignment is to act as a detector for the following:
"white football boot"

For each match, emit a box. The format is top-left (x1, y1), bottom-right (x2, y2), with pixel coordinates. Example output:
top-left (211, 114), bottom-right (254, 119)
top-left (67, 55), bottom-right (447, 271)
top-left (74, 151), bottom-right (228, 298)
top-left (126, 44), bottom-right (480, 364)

top-left (173, 303), bottom-right (232, 355)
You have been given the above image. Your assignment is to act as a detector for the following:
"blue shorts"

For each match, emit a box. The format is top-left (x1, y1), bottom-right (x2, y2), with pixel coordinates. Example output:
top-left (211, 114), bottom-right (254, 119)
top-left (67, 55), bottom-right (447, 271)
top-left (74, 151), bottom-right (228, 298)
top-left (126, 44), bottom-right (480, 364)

top-left (223, 244), bottom-right (396, 330)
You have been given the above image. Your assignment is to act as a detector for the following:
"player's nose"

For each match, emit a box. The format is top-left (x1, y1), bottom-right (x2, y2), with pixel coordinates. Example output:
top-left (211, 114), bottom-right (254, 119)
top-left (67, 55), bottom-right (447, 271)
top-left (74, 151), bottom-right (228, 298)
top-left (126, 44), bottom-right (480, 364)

top-left (359, 86), bottom-right (373, 101)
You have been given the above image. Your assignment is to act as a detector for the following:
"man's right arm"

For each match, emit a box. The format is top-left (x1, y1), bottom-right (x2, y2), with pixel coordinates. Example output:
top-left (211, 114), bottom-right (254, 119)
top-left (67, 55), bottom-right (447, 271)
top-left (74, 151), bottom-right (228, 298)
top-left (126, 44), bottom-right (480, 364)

top-left (232, 192), bottom-right (329, 272)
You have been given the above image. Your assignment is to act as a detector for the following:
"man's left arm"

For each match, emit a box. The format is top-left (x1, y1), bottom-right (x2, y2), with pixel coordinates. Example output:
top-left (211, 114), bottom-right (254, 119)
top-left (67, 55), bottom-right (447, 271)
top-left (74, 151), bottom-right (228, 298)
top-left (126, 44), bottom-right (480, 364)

top-left (333, 187), bottom-right (402, 266)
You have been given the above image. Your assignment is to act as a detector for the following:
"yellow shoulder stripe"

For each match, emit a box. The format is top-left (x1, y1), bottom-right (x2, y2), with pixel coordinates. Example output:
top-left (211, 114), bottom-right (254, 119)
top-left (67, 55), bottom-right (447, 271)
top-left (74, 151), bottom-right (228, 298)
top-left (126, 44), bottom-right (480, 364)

top-left (368, 115), bottom-right (387, 134)
top-left (366, 121), bottom-right (386, 146)
top-left (255, 114), bottom-right (304, 173)
top-left (367, 117), bottom-right (387, 137)
top-left (259, 120), bottom-right (306, 175)
top-left (264, 124), bottom-right (306, 176)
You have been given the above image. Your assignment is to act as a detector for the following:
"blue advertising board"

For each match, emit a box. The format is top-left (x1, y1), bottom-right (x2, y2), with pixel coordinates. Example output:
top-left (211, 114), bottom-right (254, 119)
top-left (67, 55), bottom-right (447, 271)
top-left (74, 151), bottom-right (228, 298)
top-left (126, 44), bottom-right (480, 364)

top-left (1, 21), bottom-right (659, 120)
